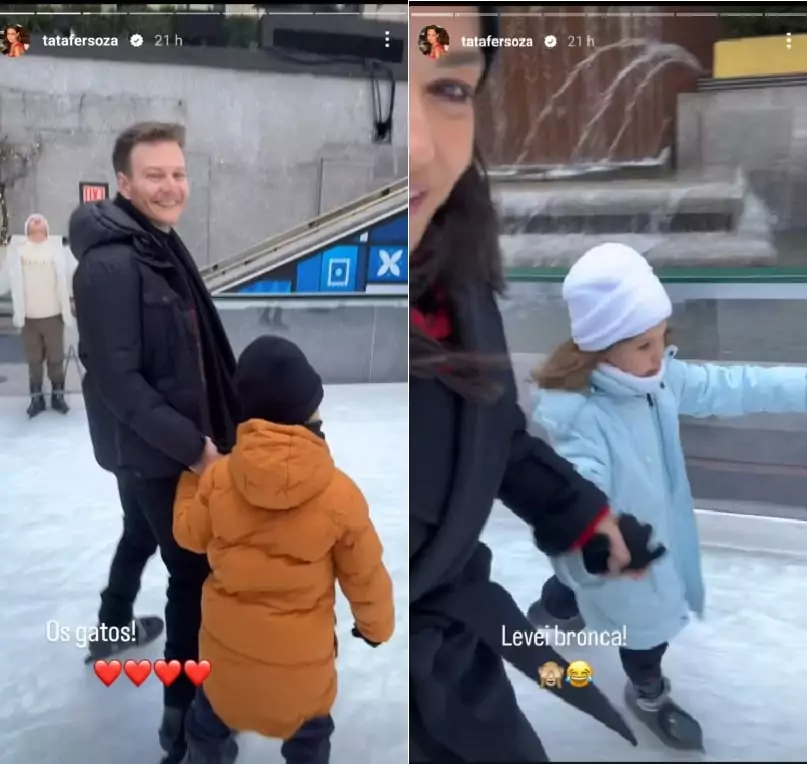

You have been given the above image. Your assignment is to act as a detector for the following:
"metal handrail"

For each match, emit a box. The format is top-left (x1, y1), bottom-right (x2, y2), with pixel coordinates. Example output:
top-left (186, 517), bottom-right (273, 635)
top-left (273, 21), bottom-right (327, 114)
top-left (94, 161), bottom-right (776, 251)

top-left (200, 178), bottom-right (406, 280)
top-left (203, 179), bottom-right (407, 295)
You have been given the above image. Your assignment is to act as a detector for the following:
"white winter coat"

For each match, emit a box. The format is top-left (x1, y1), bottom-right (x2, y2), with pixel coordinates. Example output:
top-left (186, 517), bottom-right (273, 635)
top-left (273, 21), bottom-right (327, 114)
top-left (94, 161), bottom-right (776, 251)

top-left (0, 214), bottom-right (77, 328)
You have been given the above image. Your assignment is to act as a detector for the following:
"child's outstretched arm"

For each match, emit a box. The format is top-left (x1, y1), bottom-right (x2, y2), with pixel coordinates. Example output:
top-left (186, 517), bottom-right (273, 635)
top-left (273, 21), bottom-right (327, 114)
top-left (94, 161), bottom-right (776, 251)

top-left (665, 358), bottom-right (807, 419)
top-left (173, 468), bottom-right (215, 554)
top-left (333, 478), bottom-right (395, 646)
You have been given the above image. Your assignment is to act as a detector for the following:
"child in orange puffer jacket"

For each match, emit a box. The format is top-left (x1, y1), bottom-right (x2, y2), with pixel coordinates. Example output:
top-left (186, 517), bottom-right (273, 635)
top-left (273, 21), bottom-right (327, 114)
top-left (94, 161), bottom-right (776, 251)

top-left (173, 335), bottom-right (395, 764)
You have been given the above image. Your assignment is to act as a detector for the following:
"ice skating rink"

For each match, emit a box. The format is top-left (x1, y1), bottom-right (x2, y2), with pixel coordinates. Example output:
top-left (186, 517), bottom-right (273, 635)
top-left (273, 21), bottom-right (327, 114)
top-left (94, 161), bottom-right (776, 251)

top-left (483, 504), bottom-right (807, 762)
top-left (2, 383), bottom-right (807, 762)
top-left (0, 385), bottom-right (407, 764)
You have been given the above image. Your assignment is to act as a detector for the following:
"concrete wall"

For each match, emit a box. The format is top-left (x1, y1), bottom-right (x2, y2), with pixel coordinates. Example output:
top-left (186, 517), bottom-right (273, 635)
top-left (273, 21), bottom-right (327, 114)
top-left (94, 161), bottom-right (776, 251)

top-left (0, 297), bottom-right (407, 396)
top-left (0, 55), bottom-right (407, 267)
top-left (677, 84), bottom-right (807, 232)
top-left (216, 298), bottom-right (407, 383)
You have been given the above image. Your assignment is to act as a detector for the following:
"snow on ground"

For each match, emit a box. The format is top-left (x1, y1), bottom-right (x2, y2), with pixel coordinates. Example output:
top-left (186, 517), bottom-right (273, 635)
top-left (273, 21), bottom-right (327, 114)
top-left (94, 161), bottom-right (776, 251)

top-left (0, 385), bottom-right (407, 764)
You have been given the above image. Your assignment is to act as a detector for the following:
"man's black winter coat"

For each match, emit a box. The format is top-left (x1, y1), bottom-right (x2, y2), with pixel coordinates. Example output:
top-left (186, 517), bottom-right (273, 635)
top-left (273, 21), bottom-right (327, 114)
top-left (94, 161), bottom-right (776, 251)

top-left (70, 201), bottom-right (209, 479)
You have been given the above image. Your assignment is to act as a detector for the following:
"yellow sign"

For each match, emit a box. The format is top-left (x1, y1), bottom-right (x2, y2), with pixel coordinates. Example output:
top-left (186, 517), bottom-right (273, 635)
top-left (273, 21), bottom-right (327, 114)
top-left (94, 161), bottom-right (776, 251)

top-left (566, 660), bottom-right (594, 688)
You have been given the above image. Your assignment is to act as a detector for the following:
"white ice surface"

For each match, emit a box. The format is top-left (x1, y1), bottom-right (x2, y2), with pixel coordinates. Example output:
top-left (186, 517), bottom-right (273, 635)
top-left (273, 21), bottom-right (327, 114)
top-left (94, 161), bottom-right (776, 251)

top-left (3, 384), bottom-right (807, 763)
top-left (0, 385), bottom-right (408, 764)
top-left (482, 504), bottom-right (807, 762)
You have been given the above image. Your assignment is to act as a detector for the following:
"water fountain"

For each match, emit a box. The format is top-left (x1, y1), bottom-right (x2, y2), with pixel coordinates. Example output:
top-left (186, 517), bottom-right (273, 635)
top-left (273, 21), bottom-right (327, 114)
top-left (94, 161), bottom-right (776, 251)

top-left (479, 28), bottom-right (778, 270)
top-left (495, 166), bottom-right (776, 269)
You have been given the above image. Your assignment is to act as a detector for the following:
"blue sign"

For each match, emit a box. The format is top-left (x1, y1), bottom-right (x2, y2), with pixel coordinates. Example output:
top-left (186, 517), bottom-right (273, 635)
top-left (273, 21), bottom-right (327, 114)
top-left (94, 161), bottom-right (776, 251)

top-left (226, 210), bottom-right (408, 295)
top-left (367, 245), bottom-right (407, 283)
top-left (320, 245), bottom-right (358, 292)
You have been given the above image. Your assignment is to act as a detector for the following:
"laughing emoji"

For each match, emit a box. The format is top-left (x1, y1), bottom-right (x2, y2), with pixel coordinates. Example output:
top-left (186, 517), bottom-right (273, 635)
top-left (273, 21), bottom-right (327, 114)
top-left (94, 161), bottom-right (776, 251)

top-left (566, 660), bottom-right (593, 688)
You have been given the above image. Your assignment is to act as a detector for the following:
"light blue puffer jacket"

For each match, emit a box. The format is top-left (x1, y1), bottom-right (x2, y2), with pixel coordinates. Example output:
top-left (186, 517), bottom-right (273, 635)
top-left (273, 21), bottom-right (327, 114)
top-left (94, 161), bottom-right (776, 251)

top-left (533, 348), bottom-right (807, 649)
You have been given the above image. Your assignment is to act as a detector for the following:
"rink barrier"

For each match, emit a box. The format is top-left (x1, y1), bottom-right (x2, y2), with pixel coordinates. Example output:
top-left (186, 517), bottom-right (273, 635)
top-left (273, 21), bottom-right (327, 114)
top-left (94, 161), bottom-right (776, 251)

top-left (695, 508), bottom-right (807, 559)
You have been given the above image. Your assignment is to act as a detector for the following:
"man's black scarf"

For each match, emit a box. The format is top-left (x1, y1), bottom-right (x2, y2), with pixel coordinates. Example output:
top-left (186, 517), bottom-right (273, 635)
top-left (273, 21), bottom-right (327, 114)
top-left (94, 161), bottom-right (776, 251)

top-left (114, 194), bottom-right (240, 453)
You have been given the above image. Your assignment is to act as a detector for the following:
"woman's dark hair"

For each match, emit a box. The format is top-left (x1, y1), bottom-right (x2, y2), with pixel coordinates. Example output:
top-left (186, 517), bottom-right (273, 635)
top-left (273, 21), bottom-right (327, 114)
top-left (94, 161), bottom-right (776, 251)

top-left (3, 24), bottom-right (27, 55)
top-left (418, 24), bottom-right (450, 55)
top-left (410, 8), bottom-right (504, 403)
top-left (410, 160), bottom-right (506, 402)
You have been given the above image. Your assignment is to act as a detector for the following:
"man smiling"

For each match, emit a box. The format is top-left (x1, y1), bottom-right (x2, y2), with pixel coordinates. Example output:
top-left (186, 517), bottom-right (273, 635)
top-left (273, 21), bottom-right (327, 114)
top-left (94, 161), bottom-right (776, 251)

top-left (69, 122), bottom-right (240, 763)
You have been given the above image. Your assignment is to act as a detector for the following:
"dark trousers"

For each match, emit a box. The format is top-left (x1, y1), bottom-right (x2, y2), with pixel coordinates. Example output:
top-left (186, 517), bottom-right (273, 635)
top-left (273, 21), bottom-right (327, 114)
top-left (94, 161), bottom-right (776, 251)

top-left (21, 315), bottom-right (65, 389)
top-left (619, 642), bottom-right (668, 691)
top-left (187, 688), bottom-right (335, 763)
top-left (98, 474), bottom-right (210, 708)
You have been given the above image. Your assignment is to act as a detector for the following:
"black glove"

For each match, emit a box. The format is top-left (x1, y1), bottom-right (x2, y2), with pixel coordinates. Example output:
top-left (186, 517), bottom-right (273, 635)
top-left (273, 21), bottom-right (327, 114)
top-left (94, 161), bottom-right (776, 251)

top-left (582, 513), bottom-right (666, 574)
top-left (351, 625), bottom-right (380, 648)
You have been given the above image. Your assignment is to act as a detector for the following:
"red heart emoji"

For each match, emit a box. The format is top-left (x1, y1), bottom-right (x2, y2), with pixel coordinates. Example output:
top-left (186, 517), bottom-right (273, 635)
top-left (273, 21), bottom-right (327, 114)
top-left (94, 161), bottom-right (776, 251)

top-left (123, 659), bottom-right (152, 687)
top-left (184, 660), bottom-right (211, 687)
top-left (154, 659), bottom-right (182, 687)
top-left (94, 659), bottom-right (122, 687)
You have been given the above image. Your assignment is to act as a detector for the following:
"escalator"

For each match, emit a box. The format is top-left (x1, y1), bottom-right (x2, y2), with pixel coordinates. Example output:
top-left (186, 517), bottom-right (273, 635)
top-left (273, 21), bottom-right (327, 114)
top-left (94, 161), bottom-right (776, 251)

top-left (201, 178), bottom-right (407, 295)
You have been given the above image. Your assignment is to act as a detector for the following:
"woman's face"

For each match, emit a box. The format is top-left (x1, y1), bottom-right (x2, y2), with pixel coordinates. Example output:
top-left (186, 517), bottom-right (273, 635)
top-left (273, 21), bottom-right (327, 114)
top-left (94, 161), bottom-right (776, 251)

top-left (426, 28), bottom-right (438, 44)
top-left (409, 7), bottom-right (484, 250)
top-left (6, 27), bottom-right (18, 43)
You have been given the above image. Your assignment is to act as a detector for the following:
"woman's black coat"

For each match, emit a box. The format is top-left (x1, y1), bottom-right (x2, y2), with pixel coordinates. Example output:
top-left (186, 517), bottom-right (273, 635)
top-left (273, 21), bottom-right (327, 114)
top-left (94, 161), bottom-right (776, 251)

top-left (410, 281), bottom-right (637, 761)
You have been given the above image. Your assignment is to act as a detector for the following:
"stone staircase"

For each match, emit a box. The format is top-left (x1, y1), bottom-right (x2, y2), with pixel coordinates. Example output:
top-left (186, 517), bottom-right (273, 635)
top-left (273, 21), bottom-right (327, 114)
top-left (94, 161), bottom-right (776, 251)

top-left (495, 168), bottom-right (777, 269)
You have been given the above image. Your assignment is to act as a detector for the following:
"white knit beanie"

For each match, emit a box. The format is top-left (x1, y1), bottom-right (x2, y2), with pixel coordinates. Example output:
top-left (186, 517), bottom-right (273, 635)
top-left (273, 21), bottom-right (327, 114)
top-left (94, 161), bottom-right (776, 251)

top-left (24, 214), bottom-right (50, 236)
top-left (562, 243), bottom-right (672, 352)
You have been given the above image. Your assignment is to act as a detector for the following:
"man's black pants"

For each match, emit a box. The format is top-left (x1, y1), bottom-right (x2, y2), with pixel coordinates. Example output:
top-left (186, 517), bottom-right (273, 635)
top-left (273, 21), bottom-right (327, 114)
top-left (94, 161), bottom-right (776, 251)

top-left (98, 474), bottom-right (210, 709)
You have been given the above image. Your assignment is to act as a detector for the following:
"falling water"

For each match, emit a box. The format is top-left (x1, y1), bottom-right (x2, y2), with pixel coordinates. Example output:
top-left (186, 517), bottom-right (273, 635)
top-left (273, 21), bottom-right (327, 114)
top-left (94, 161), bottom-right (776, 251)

top-left (511, 38), bottom-right (653, 167)
top-left (486, 11), bottom-right (779, 270)
top-left (570, 42), bottom-right (704, 162)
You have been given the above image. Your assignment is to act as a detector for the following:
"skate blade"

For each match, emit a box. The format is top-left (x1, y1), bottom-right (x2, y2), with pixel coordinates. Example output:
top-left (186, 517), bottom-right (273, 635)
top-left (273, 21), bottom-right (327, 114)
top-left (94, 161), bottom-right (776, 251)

top-left (624, 684), bottom-right (705, 752)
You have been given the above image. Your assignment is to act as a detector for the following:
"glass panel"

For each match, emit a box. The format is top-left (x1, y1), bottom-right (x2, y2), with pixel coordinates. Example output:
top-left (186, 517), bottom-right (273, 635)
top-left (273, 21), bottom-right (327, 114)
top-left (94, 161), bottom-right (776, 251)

top-left (502, 281), bottom-right (807, 521)
top-left (0, 297), bottom-right (406, 397)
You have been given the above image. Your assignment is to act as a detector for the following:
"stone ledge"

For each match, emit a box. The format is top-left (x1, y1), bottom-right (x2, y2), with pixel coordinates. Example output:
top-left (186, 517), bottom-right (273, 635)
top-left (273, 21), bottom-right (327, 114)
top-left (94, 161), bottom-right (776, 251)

top-left (493, 172), bottom-right (746, 220)
top-left (500, 232), bottom-right (777, 269)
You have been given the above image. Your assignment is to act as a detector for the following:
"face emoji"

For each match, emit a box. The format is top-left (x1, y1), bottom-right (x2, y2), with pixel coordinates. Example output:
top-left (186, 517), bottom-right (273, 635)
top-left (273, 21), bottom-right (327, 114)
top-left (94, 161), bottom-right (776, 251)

top-left (538, 661), bottom-right (565, 689)
top-left (566, 660), bottom-right (594, 688)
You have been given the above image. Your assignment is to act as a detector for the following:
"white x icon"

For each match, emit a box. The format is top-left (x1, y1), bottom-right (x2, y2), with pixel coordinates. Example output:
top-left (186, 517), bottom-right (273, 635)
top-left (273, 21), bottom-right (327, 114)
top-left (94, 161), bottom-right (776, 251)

top-left (377, 249), bottom-right (403, 278)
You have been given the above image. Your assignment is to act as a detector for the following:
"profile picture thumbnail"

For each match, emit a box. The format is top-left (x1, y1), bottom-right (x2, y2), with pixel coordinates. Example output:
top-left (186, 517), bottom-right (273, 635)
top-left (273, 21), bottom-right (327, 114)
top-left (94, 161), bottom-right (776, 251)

top-left (2, 23), bottom-right (30, 57)
top-left (418, 24), bottom-right (449, 60)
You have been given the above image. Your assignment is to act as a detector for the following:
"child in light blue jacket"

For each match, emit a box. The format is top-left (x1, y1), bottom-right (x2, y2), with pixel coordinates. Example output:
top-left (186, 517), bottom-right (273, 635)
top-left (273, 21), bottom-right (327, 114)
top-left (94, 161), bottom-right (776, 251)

top-left (526, 243), bottom-right (807, 751)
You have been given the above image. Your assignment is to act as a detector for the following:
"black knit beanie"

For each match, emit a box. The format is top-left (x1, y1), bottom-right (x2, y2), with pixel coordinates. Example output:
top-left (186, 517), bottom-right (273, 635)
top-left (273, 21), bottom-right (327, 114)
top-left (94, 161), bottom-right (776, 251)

top-left (479, 6), bottom-right (499, 82)
top-left (235, 336), bottom-right (324, 426)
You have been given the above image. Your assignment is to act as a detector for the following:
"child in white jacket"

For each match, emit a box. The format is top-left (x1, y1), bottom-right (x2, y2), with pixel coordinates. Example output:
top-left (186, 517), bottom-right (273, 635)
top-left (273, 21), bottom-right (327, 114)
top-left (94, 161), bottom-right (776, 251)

top-left (526, 243), bottom-right (807, 751)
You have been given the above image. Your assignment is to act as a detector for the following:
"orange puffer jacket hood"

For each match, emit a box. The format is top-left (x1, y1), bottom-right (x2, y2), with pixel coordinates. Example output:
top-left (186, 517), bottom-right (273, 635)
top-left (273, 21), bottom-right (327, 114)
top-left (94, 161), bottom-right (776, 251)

top-left (173, 419), bottom-right (395, 739)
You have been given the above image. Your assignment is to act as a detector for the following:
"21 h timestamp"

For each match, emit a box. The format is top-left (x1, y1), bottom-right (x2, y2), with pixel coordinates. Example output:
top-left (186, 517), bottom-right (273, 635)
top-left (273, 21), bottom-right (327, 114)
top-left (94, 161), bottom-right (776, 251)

top-left (155, 34), bottom-right (183, 46)
top-left (568, 35), bottom-right (595, 47)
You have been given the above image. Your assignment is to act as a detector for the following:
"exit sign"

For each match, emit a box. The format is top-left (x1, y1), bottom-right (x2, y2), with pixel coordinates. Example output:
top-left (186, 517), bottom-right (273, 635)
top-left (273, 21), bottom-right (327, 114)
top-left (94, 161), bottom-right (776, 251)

top-left (79, 182), bottom-right (109, 204)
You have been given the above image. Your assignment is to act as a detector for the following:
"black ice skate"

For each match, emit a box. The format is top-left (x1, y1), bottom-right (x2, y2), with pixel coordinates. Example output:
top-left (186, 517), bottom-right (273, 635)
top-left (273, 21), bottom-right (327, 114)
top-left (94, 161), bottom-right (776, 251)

top-left (50, 384), bottom-right (69, 414)
top-left (160, 706), bottom-right (189, 764)
top-left (526, 598), bottom-right (586, 633)
top-left (83, 615), bottom-right (165, 664)
top-left (624, 678), bottom-right (704, 751)
top-left (27, 388), bottom-right (46, 418)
